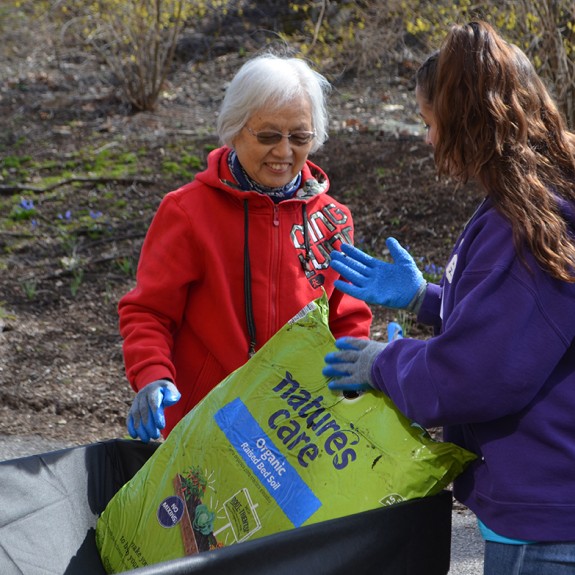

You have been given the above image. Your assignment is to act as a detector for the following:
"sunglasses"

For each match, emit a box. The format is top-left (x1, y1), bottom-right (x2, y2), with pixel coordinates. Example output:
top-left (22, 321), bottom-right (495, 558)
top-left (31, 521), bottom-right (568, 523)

top-left (245, 126), bottom-right (316, 147)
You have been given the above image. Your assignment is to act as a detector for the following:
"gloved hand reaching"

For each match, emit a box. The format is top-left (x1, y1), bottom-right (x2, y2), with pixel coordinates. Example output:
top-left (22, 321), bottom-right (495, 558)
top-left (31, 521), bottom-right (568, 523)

top-left (127, 379), bottom-right (181, 443)
top-left (323, 322), bottom-right (403, 392)
top-left (330, 238), bottom-right (426, 312)
top-left (323, 338), bottom-right (387, 391)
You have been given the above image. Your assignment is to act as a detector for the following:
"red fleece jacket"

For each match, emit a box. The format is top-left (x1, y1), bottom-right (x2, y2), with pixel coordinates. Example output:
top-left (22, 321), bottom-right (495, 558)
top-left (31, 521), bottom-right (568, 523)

top-left (119, 147), bottom-right (372, 436)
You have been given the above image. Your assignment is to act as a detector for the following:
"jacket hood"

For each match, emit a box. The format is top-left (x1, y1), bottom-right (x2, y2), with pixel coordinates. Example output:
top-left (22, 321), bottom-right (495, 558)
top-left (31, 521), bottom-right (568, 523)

top-left (194, 146), bottom-right (330, 201)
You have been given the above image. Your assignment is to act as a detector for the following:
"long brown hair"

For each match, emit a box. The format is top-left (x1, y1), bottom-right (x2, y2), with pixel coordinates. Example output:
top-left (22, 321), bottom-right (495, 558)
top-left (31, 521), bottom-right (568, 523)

top-left (420, 21), bottom-right (575, 282)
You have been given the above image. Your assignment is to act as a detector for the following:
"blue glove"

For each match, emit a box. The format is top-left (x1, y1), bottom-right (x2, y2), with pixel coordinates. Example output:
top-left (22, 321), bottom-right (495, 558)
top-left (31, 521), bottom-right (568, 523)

top-left (323, 337), bottom-right (388, 391)
top-left (387, 321), bottom-right (403, 341)
top-left (127, 379), bottom-right (181, 443)
top-left (330, 238), bottom-right (426, 311)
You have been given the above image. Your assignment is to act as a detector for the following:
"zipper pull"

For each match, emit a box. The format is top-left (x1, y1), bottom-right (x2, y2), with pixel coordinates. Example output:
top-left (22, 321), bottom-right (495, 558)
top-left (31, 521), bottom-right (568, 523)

top-left (273, 205), bottom-right (280, 227)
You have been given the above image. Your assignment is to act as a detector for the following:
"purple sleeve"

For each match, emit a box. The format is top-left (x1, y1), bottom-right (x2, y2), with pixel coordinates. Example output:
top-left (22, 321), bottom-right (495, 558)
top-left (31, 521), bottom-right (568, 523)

top-left (416, 283), bottom-right (442, 329)
top-left (370, 265), bottom-right (573, 428)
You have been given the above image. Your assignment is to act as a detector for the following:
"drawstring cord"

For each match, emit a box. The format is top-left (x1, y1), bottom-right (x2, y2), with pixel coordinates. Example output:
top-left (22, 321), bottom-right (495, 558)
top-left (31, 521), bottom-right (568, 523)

top-left (244, 200), bottom-right (257, 358)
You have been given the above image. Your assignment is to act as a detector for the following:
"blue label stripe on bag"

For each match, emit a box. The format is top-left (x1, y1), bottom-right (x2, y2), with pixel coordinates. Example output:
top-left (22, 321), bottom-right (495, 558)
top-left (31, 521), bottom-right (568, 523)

top-left (214, 397), bottom-right (321, 527)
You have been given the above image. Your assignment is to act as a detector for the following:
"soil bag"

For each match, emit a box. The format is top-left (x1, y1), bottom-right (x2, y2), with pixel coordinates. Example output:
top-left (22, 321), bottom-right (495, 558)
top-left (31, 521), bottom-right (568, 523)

top-left (96, 295), bottom-right (475, 573)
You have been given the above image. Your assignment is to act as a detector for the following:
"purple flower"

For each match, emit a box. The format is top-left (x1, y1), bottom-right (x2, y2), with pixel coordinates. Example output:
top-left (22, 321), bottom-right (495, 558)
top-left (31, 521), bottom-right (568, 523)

top-left (58, 210), bottom-right (72, 221)
top-left (424, 263), bottom-right (444, 278)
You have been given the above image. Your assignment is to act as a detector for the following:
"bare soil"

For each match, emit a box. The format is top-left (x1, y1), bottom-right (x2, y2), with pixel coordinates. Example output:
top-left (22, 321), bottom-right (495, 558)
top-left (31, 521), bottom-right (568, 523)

top-left (0, 46), bottom-right (481, 446)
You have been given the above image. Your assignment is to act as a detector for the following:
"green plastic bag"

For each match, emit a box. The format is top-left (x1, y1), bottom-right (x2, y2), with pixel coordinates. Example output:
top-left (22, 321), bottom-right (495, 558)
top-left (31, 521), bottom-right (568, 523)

top-left (96, 294), bottom-right (475, 573)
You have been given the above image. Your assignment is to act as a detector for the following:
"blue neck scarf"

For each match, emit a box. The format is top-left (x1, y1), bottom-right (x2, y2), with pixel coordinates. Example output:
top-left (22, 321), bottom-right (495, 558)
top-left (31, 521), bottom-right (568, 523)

top-left (228, 150), bottom-right (301, 203)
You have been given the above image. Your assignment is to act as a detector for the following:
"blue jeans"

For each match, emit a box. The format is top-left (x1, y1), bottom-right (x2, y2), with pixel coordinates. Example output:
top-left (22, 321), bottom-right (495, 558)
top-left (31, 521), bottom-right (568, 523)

top-left (484, 541), bottom-right (575, 574)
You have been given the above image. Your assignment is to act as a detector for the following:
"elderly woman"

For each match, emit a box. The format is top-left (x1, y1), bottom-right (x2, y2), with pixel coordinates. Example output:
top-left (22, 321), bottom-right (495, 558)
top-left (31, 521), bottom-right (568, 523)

top-left (120, 53), bottom-right (372, 442)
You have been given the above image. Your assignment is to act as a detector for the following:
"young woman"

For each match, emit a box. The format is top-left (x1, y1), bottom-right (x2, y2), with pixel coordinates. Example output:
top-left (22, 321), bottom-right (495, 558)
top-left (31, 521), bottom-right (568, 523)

top-left (324, 21), bottom-right (575, 573)
top-left (119, 53), bottom-right (372, 443)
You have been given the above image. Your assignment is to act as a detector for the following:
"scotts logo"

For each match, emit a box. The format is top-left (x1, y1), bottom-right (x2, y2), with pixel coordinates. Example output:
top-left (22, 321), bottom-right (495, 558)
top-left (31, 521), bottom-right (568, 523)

top-left (268, 371), bottom-right (359, 471)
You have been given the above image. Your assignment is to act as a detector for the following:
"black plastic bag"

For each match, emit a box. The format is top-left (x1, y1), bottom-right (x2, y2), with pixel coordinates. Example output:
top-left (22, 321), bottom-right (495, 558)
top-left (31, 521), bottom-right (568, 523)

top-left (0, 439), bottom-right (452, 575)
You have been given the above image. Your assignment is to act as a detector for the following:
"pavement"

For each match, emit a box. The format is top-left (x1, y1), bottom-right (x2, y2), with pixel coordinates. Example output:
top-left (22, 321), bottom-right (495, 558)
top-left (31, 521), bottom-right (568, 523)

top-left (450, 510), bottom-right (484, 574)
top-left (0, 435), bottom-right (484, 574)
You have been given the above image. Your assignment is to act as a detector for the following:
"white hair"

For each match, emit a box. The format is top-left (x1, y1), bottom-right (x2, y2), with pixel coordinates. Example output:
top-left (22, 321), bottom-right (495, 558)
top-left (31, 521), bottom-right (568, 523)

top-left (216, 54), bottom-right (331, 153)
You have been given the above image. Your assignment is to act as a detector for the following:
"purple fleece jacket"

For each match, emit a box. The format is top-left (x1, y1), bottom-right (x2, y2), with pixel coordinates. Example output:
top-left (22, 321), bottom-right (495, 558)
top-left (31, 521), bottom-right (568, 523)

top-left (372, 197), bottom-right (575, 542)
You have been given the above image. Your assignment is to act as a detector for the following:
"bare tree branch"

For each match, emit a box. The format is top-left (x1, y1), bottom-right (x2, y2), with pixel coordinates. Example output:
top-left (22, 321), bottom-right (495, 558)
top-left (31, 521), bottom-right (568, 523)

top-left (0, 176), bottom-right (156, 195)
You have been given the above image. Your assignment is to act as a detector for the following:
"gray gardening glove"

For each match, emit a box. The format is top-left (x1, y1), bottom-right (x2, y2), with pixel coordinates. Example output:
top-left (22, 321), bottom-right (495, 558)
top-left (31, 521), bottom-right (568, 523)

top-left (323, 337), bottom-right (388, 391)
top-left (323, 322), bottom-right (403, 392)
top-left (126, 379), bottom-right (181, 443)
